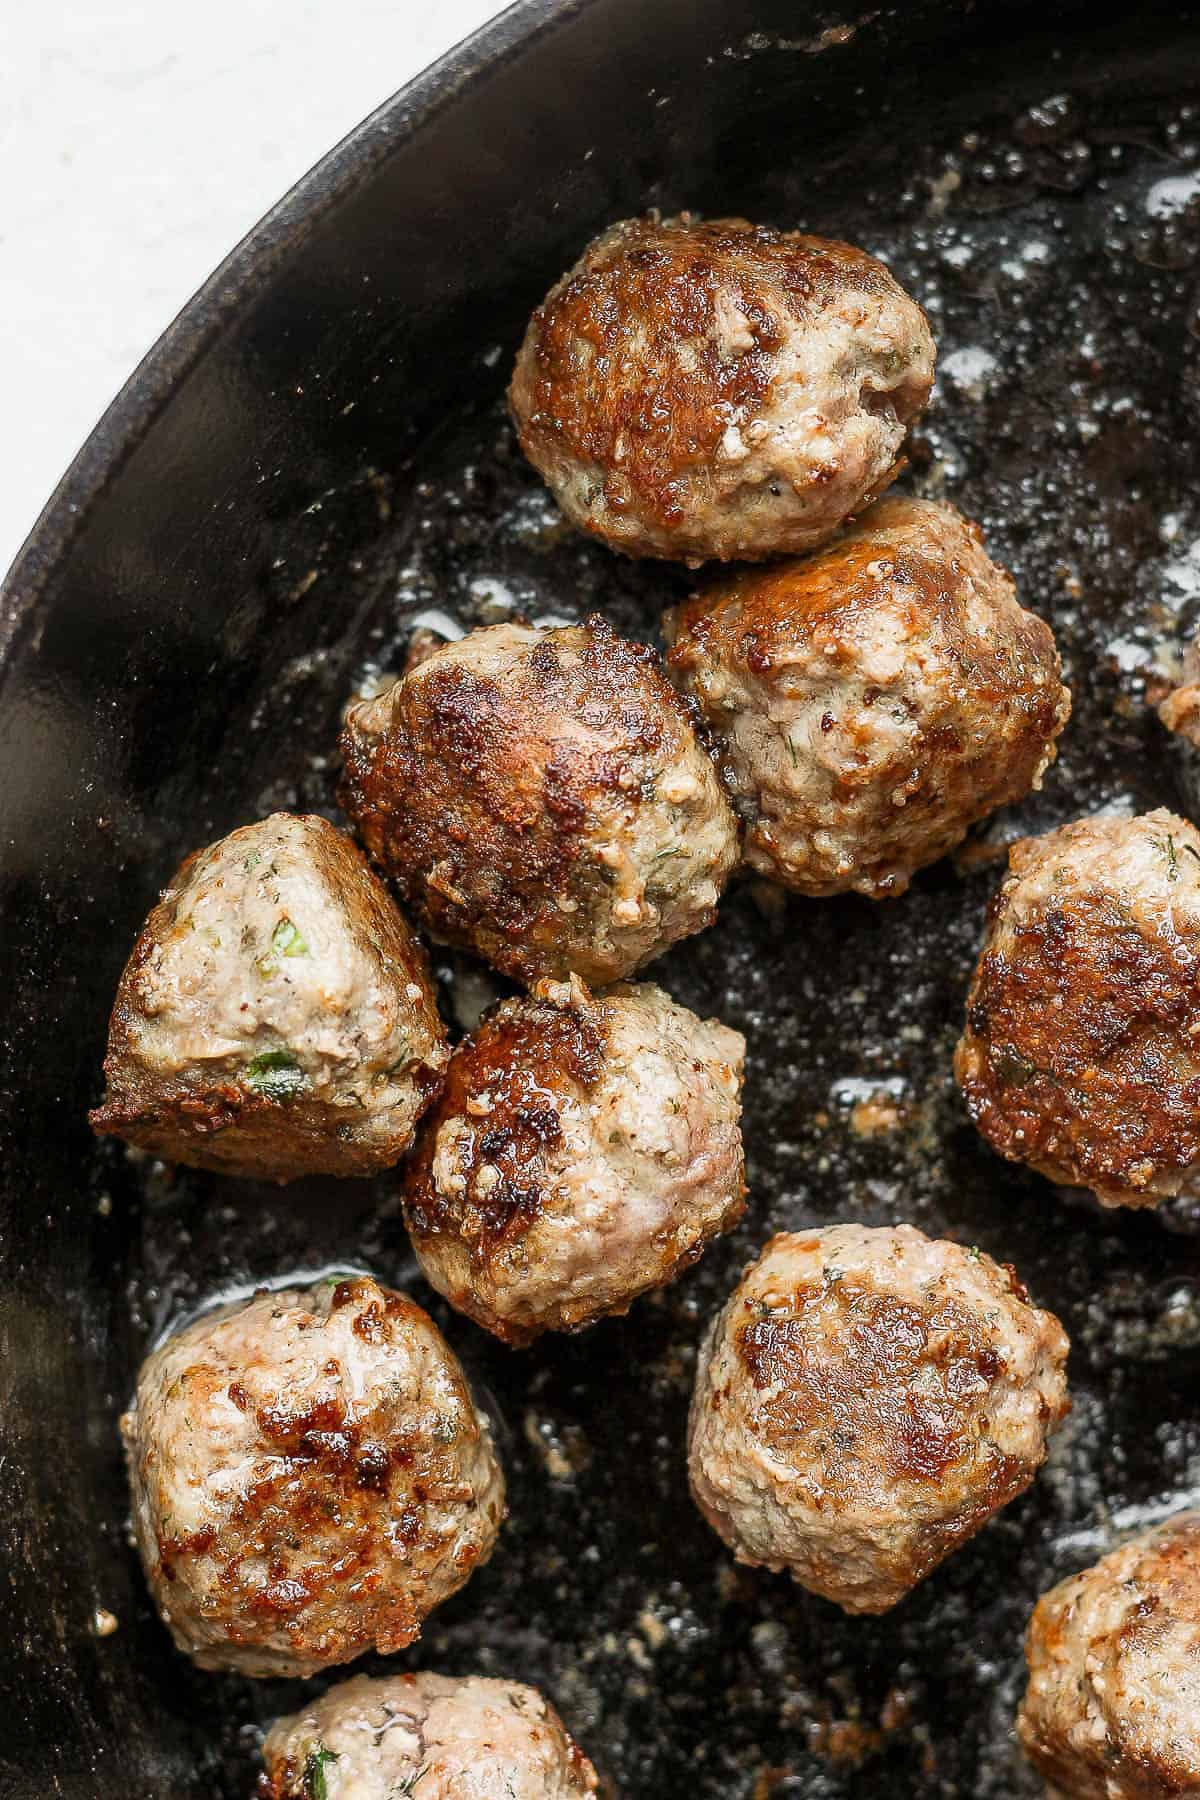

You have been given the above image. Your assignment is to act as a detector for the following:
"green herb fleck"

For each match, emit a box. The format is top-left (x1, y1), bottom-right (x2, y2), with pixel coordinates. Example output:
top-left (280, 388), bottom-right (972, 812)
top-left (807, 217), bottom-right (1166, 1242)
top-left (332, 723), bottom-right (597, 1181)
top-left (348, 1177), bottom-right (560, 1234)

top-left (1158, 835), bottom-right (1181, 881)
top-left (273, 915), bottom-right (308, 956)
top-left (394, 1769), bottom-right (427, 1799)
top-left (258, 914), bottom-right (309, 975)
top-left (995, 1045), bottom-right (1040, 1087)
top-left (303, 1745), bottom-right (339, 1800)
top-left (786, 734), bottom-right (799, 767)
top-left (967, 1244), bottom-right (983, 1262)
top-left (653, 846), bottom-right (686, 864)
top-left (244, 1048), bottom-right (307, 1103)
top-left (243, 850), bottom-right (262, 873)
top-left (823, 1265), bottom-right (844, 1285)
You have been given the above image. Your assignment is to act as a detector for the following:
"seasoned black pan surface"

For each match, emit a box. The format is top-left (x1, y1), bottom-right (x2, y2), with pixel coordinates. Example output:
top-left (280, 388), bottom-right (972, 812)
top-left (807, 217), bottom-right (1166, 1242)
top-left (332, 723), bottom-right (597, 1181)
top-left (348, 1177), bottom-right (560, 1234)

top-left (5, 2), bottom-right (1200, 1793)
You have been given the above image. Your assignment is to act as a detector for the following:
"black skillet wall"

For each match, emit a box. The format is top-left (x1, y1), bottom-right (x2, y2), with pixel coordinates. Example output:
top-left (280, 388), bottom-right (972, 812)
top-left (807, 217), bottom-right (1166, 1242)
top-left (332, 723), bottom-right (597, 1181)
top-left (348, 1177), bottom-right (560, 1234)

top-left (5, 0), bottom-right (1200, 1793)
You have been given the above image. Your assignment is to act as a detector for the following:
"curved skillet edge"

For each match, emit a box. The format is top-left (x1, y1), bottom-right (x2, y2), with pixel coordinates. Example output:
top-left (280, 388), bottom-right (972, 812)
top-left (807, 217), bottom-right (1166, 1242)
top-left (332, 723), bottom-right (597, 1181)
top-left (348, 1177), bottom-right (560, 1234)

top-left (0, 0), bottom-right (551, 645)
top-left (3, 0), bottom-right (1200, 1794)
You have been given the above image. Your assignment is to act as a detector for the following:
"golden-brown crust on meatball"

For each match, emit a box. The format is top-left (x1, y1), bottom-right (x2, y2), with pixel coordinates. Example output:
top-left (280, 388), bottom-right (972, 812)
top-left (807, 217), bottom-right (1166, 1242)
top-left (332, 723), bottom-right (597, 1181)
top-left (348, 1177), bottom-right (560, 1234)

top-left (1158, 641), bottom-right (1200, 747)
top-left (666, 495), bottom-right (1070, 897)
top-left (687, 1225), bottom-right (1069, 1614)
top-left (404, 977), bottom-right (745, 1345)
top-left (955, 810), bottom-right (1200, 1207)
top-left (125, 1276), bottom-right (505, 1677)
top-left (405, 986), bottom-right (606, 1265)
top-left (339, 618), bottom-right (738, 985)
top-left (740, 1280), bottom-right (1029, 1503)
top-left (509, 214), bottom-right (934, 563)
top-left (1018, 1513), bottom-right (1200, 1798)
top-left (90, 814), bottom-right (447, 1181)
top-left (259, 1672), bottom-right (599, 1800)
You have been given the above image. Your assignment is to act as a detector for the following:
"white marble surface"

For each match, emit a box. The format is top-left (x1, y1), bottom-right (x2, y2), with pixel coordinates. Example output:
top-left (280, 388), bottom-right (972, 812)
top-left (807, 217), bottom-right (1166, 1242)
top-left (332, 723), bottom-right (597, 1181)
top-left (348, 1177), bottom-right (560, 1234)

top-left (0, 0), bottom-right (508, 577)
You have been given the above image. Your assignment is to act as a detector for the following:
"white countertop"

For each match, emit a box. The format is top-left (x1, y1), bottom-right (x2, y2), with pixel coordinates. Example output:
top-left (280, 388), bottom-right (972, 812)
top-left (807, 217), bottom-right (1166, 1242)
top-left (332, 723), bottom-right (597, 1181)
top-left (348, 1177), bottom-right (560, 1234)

top-left (0, 0), bottom-right (508, 578)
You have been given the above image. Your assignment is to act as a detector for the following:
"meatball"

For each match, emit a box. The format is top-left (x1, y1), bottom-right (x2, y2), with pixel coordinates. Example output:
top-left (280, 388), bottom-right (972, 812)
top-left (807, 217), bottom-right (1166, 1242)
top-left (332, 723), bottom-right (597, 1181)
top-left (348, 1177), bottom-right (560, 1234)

top-left (404, 975), bottom-right (745, 1345)
top-left (665, 495), bottom-right (1071, 898)
top-left (260, 1671), bottom-right (598, 1799)
top-left (89, 813), bottom-right (448, 1182)
top-left (955, 809), bottom-right (1200, 1208)
top-left (339, 617), bottom-right (738, 985)
top-left (1158, 640), bottom-right (1200, 746)
top-left (123, 1275), bottom-right (504, 1677)
top-left (687, 1224), bottom-right (1069, 1614)
top-left (1018, 1512), bottom-right (1200, 1798)
top-left (508, 212), bottom-right (935, 564)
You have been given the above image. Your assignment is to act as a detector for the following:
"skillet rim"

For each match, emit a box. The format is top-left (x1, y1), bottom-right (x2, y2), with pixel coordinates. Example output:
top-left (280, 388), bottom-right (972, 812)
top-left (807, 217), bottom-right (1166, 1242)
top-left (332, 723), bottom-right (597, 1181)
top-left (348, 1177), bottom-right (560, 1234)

top-left (0, 0), bottom-right (578, 644)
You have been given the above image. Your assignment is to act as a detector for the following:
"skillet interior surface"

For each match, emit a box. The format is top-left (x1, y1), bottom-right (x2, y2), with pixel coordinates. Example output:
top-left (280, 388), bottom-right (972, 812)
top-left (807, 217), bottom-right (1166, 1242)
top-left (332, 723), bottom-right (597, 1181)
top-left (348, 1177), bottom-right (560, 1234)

top-left (6, 0), bottom-right (1200, 1793)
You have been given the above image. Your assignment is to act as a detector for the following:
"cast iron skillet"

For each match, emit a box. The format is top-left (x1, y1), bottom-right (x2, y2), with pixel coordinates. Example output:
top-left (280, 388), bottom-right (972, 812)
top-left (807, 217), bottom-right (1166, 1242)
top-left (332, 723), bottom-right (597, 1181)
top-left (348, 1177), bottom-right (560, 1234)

top-left (6, 0), bottom-right (1200, 1793)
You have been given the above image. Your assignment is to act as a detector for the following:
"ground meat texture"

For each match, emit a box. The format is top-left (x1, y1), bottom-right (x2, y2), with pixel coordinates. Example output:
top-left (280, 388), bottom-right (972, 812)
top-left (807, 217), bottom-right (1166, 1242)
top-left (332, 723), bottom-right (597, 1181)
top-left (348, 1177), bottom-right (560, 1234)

top-left (89, 813), bottom-right (448, 1182)
top-left (955, 809), bottom-right (1200, 1209)
top-left (508, 212), bottom-right (935, 564)
top-left (404, 976), bottom-right (746, 1346)
top-left (1018, 1512), bottom-right (1200, 1798)
top-left (339, 618), bottom-right (739, 986)
top-left (123, 1276), bottom-right (504, 1677)
top-left (687, 1224), bottom-right (1069, 1615)
top-left (259, 1671), bottom-right (599, 1799)
top-left (1158, 640), bottom-right (1200, 746)
top-left (665, 495), bottom-right (1070, 898)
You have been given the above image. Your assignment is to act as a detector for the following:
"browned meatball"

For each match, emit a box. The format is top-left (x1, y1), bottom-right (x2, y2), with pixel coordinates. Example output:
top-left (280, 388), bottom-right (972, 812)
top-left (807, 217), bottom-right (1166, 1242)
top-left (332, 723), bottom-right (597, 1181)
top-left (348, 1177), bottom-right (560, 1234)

top-left (1158, 640), bottom-right (1200, 746)
top-left (90, 813), bottom-right (448, 1181)
top-left (956, 808), bottom-right (1200, 1208)
top-left (339, 617), bottom-right (738, 985)
top-left (404, 975), bottom-right (745, 1346)
top-left (1018, 1512), bottom-right (1200, 1798)
top-left (509, 213), bottom-right (935, 564)
top-left (261, 1671), bottom-right (598, 1799)
top-left (687, 1225), bottom-right (1069, 1614)
top-left (665, 495), bottom-right (1070, 898)
top-left (123, 1276), bottom-right (504, 1678)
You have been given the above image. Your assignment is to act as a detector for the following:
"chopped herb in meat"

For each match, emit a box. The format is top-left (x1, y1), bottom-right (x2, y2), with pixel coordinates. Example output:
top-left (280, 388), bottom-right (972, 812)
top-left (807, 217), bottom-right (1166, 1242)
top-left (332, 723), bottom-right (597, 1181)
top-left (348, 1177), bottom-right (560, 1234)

top-left (303, 1745), bottom-right (339, 1800)
top-left (245, 1047), bottom-right (307, 1102)
top-left (1156, 834), bottom-right (1181, 881)
top-left (258, 914), bottom-right (310, 975)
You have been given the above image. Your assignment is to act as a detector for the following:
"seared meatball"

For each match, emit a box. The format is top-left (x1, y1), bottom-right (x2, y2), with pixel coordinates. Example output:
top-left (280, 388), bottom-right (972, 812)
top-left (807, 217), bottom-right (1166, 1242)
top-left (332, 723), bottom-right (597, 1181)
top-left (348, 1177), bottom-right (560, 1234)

top-left (260, 1671), bottom-right (598, 1799)
top-left (404, 975), bottom-right (745, 1345)
top-left (90, 813), bottom-right (447, 1182)
top-left (123, 1275), bottom-right (504, 1677)
top-left (687, 1224), bottom-right (1069, 1614)
top-left (509, 212), bottom-right (934, 565)
top-left (339, 618), bottom-right (738, 985)
top-left (1018, 1512), bottom-right (1200, 1798)
top-left (666, 495), bottom-right (1070, 898)
top-left (1158, 641), bottom-right (1200, 746)
top-left (956, 809), bottom-right (1200, 1208)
